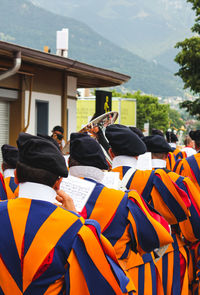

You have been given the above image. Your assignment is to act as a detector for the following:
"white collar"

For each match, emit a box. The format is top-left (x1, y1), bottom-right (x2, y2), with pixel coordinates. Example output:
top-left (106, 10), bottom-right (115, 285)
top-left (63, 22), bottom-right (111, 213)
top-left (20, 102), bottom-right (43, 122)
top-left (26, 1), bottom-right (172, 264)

top-left (18, 182), bottom-right (57, 203)
top-left (152, 159), bottom-right (166, 168)
top-left (169, 143), bottom-right (176, 148)
top-left (69, 166), bottom-right (104, 183)
top-left (112, 155), bottom-right (138, 169)
top-left (3, 169), bottom-right (15, 178)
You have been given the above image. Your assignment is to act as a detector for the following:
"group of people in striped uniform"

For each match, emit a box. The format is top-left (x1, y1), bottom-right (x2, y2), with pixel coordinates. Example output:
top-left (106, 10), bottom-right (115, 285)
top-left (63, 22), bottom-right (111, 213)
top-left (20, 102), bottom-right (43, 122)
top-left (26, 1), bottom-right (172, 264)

top-left (0, 124), bottom-right (200, 295)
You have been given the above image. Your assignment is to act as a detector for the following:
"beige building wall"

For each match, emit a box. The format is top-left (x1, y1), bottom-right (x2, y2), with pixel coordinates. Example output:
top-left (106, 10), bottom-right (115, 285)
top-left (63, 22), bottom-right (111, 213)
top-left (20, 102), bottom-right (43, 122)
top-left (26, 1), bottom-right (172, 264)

top-left (24, 91), bottom-right (62, 136)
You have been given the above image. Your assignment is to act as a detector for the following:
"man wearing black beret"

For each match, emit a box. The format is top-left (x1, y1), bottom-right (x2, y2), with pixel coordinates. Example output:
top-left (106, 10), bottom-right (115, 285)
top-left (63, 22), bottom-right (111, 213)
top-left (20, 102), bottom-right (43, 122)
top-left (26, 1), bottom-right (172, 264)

top-left (0, 132), bottom-right (134, 295)
top-left (105, 124), bottom-right (193, 295)
top-left (142, 135), bottom-right (173, 169)
top-left (68, 131), bottom-right (172, 294)
top-left (165, 131), bottom-right (187, 170)
top-left (1, 144), bottom-right (19, 199)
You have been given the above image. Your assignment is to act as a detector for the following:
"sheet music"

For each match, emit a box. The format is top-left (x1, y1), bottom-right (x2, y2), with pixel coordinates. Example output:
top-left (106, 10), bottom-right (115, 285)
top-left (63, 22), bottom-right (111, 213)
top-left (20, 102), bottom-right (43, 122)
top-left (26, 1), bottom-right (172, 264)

top-left (60, 175), bottom-right (96, 212)
top-left (136, 152), bottom-right (152, 170)
top-left (101, 171), bottom-right (120, 189)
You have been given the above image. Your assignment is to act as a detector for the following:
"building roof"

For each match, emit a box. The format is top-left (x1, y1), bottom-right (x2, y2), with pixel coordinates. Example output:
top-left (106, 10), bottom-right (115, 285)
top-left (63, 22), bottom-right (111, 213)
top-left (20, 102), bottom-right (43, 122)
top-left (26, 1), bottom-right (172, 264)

top-left (0, 41), bottom-right (131, 88)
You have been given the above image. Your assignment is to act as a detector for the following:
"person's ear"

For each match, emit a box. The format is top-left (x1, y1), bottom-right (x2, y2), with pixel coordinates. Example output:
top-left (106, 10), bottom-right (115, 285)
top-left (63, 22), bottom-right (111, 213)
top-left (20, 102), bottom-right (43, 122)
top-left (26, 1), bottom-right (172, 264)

top-left (53, 177), bottom-right (63, 191)
top-left (14, 169), bottom-right (19, 184)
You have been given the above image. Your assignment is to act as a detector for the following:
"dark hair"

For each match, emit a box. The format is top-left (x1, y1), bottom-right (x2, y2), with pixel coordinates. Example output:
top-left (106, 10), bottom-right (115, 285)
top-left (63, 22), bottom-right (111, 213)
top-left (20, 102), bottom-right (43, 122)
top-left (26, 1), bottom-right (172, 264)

top-left (68, 156), bottom-right (81, 168)
top-left (16, 162), bottom-right (59, 187)
top-left (151, 152), bottom-right (168, 159)
top-left (2, 162), bottom-right (16, 170)
top-left (52, 126), bottom-right (64, 134)
top-left (195, 139), bottom-right (200, 149)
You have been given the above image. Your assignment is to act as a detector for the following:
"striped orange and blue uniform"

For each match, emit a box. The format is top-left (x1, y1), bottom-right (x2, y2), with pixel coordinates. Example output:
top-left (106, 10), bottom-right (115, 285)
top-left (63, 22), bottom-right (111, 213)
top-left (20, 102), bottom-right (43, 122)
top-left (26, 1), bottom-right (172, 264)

top-left (185, 241), bottom-right (200, 295)
top-left (0, 198), bottom-right (133, 295)
top-left (167, 149), bottom-right (187, 171)
top-left (112, 166), bottom-right (193, 295)
top-left (0, 172), bottom-right (7, 201)
top-left (80, 179), bottom-right (172, 260)
top-left (3, 176), bottom-right (19, 199)
top-left (154, 170), bottom-right (200, 295)
top-left (174, 153), bottom-right (200, 193)
top-left (79, 177), bottom-right (173, 295)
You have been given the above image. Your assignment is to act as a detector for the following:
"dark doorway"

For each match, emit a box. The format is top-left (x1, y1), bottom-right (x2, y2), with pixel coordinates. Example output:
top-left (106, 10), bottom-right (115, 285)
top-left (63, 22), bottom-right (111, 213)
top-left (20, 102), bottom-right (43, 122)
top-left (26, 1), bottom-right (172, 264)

top-left (36, 100), bottom-right (49, 135)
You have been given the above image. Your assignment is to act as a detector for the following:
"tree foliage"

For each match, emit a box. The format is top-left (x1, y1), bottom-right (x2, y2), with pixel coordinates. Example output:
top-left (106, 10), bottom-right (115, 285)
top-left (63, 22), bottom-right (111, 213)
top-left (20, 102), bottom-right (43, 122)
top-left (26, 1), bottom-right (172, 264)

top-left (175, 0), bottom-right (200, 116)
top-left (112, 91), bottom-right (171, 132)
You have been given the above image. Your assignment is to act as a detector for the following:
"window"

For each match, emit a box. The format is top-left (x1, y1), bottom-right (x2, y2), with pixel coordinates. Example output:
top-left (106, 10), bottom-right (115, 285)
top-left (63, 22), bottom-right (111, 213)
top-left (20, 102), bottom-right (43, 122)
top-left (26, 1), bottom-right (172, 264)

top-left (36, 101), bottom-right (49, 135)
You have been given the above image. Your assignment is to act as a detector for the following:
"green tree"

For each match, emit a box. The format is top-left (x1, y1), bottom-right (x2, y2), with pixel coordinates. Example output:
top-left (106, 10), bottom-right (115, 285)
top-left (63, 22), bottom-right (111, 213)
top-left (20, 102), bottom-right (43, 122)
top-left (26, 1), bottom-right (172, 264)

top-left (112, 91), bottom-right (170, 132)
top-left (168, 108), bottom-right (184, 130)
top-left (175, 0), bottom-right (200, 116)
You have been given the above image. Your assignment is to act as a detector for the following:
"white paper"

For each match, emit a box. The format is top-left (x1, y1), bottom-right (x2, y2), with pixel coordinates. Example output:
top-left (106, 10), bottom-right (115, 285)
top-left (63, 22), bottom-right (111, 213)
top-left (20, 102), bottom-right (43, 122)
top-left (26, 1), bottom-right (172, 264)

top-left (101, 171), bottom-right (120, 189)
top-left (136, 152), bottom-right (152, 170)
top-left (60, 175), bottom-right (96, 212)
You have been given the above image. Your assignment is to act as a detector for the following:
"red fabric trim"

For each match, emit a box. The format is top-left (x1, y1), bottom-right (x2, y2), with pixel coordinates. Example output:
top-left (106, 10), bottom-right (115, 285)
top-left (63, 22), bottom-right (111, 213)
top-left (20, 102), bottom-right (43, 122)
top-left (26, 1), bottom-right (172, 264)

top-left (32, 248), bottom-right (55, 281)
top-left (172, 181), bottom-right (191, 208)
top-left (0, 172), bottom-right (6, 193)
top-left (179, 252), bottom-right (186, 291)
top-left (129, 197), bottom-right (170, 232)
top-left (103, 210), bottom-right (117, 232)
top-left (80, 206), bottom-right (87, 219)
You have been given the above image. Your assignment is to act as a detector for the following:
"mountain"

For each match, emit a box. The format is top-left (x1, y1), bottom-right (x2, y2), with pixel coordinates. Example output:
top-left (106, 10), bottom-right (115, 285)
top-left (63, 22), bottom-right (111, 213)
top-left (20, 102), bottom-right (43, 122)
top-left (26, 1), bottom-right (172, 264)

top-left (0, 0), bottom-right (183, 96)
top-left (30, 0), bottom-right (195, 61)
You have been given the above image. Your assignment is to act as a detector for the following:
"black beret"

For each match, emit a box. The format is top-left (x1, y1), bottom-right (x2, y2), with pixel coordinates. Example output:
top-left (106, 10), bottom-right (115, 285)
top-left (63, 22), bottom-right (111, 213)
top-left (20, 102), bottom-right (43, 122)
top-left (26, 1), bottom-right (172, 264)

top-left (1, 144), bottom-right (19, 168)
top-left (151, 128), bottom-right (164, 137)
top-left (166, 131), bottom-right (178, 143)
top-left (129, 127), bottom-right (144, 138)
top-left (17, 133), bottom-right (68, 177)
top-left (143, 135), bottom-right (173, 153)
top-left (105, 124), bottom-right (147, 156)
top-left (70, 132), bottom-right (108, 170)
top-left (189, 130), bottom-right (200, 141)
top-left (37, 133), bottom-right (60, 150)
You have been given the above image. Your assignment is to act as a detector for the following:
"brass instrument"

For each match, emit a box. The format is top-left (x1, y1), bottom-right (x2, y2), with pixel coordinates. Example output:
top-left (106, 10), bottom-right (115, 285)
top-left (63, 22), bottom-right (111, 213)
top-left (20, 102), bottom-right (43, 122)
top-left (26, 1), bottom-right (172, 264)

top-left (62, 111), bottom-right (118, 167)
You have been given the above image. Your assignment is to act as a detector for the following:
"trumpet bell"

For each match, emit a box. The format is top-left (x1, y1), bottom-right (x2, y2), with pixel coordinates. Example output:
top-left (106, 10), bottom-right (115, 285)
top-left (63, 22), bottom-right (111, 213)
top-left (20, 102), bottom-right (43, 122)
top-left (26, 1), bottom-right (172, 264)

top-left (62, 111), bottom-right (118, 167)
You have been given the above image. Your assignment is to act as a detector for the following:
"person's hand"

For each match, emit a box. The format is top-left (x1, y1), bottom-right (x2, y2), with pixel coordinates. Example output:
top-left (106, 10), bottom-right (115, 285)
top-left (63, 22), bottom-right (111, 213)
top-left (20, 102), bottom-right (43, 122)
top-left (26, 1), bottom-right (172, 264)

top-left (55, 190), bottom-right (78, 213)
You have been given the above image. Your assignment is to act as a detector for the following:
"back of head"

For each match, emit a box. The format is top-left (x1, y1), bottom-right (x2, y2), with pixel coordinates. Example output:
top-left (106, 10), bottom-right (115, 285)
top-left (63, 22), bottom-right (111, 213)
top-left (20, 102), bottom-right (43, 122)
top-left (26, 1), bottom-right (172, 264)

top-left (184, 135), bottom-right (193, 147)
top-left (70, 132), bottom-right (108, 170)
top-left (1, 144), bottom-right (19, 169)
top-left (189, 130), bottom-right (200, 149)
top-left (143, 135), bottom-right (173, 154)
top-left (105, 124), bottom-right (147, 156)
top-left (166, 131), bottom-right (178, 143)
top-left (16, 133), bottom-right (68, 186)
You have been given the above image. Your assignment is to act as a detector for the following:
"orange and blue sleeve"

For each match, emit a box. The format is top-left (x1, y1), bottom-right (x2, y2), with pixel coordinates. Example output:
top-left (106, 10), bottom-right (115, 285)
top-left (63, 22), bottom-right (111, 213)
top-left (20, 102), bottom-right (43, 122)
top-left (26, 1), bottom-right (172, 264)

top-left (67, 218), bottom-right (135, 294)
top-left (151, 169), bottom-right (190, 225)
top-left (127, 190), bottom-right (173, 256)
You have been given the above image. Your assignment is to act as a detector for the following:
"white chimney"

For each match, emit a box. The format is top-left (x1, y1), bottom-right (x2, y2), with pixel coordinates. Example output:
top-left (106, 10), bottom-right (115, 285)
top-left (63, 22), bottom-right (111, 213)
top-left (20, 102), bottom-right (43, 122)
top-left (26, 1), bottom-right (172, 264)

top-left (56, 28), bottom-right (69, 57)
